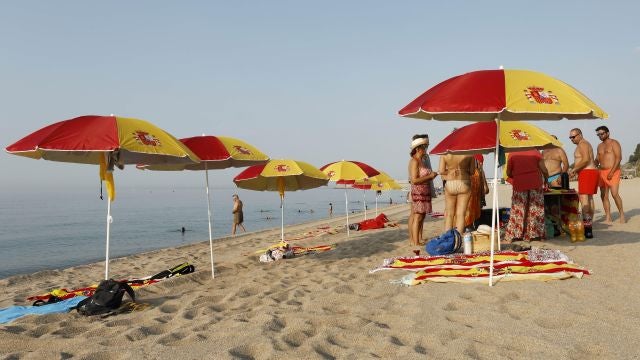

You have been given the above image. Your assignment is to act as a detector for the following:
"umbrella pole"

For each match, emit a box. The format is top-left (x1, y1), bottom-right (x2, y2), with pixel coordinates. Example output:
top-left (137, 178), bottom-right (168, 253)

top-left (489, 117), bottom-right (500, 287)
top-left (104, 197), bottom-right (111, 280)
top-left (205, 164), bottom-right (215, 279)
top-left (281, 195), bottom-right (285, 242)
top-left (375, 193), bottom-right (378, 217)
top-left (345, 185), bottom-right (350, 237)
top-left (363, 189), bottom-right (367, 220)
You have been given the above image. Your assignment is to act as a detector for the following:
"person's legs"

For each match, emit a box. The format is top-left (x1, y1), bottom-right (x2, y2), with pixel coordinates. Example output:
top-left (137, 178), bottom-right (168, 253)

top-left (504, 191), bottom-right (525, 243)
top-left (609, 183), bottom-right (625, 223)
top-left (239, 223), bottom-right (246, 232)
top-left (415, 213), bottom-right (426, 245)
top-left (455, 191), bottom-right (471, 235)
top-left (444, 191), bottom-right (457, 232)
top-left (600, 186), bottom-right (612, 223)
top-left (578, 194), bottom-right (591, 221)
top-left (408, 206), bottom-right (415, 245)
top-left (588, 196), bottom-right (595, 220)
top-left (524, 189), bottom-right (546, 241)
top-left (232, 223), bottom-right (237, 235)
top-left (410, 213), bottom-right (422, 246)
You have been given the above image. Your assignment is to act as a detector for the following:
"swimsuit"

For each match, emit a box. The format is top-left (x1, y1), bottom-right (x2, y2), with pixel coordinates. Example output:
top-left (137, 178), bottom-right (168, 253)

top-left (444, 179), bottom-right (471, 195)
top-left (547, 173), bottom-right (561, 183)
top-left (599, 169), bottom-right (620, 188)
top-left (578, 169), bottom-right (599, 195)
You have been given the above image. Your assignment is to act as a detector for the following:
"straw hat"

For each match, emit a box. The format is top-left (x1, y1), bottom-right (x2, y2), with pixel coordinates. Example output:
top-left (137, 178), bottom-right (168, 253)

top-left (410, 137), bottom-right (428, 150)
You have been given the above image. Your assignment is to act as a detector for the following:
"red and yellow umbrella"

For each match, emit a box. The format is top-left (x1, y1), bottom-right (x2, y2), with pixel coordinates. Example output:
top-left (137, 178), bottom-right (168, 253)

top-left (234, 159), bottom-right (329, 242)
top-left (320, 160), bottom-right (381, 235)
top-left (5, 115), bottom-right (199, 279)
top-left (398, 68), bottom-right (607, 286)
top-left (352, 171), bottom-right (402, 217)
top-left (399, 69), bottom-right (607, 121)
top-left (139, 135), bottom-right (269, 279)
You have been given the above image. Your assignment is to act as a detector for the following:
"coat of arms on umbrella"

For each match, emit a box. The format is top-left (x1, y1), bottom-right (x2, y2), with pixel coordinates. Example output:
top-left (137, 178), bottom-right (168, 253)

top-left (524, 87), bottom-right (559, 105)
top-left (132, 131), bottom-right (162, 146)
top-left (509, 129), bottom-right (530, 141)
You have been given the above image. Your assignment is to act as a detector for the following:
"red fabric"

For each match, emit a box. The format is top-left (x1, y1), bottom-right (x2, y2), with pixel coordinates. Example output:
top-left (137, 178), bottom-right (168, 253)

top-left (233, 164), bottom-right (267, 181)
top-left (507, 150), bottom-right (543, 191)
top-left (180, 136), bottom-right (230, 161)
top-left (398, 70), bottom-right (506, 116)
top-left (429, 121), bottom-right (497, 155)
top-left (6, 115), bottom-right (119, 152)
top-left (357, 213), bottom-right (389, 231)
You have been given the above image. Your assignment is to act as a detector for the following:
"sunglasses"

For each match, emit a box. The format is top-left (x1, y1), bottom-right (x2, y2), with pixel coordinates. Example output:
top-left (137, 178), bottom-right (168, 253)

top-left (569, 135), bottom-right (578, 140)
top-left (596, 132), bottom-right (607, 136)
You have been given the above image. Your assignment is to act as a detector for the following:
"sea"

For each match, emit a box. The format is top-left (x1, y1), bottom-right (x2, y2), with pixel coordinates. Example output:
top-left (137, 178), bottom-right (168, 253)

top-left (0, 186), bottom-right (404, 279)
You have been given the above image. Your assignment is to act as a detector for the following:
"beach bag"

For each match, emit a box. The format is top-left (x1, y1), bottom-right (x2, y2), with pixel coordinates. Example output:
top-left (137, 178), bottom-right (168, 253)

top-left (426, 229), bottom-right (462, 256)
top-left (76, 279), bottom-right (135, 316)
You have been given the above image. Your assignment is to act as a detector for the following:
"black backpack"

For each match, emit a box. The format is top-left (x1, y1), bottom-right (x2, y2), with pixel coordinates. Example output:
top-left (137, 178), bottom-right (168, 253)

top-left (76, 279), bottom-right (135, 316)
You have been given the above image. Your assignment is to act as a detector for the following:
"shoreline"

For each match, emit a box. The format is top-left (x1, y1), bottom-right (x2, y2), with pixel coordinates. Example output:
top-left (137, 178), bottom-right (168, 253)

top-left (2, 182), bottom-right (639, 358)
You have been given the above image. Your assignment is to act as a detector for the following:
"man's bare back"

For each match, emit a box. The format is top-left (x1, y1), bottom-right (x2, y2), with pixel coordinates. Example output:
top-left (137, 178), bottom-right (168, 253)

top-left (543, 147), bottom-right (569, 176)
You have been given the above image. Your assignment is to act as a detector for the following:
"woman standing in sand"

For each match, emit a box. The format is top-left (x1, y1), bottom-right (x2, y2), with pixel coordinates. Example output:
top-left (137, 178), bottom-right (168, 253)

top-left (408, 138), bottom-right (438, 246)
top-left (232, 194), bottom-right (246, 235)
top-left (439, 153), bottom-right (475, 234)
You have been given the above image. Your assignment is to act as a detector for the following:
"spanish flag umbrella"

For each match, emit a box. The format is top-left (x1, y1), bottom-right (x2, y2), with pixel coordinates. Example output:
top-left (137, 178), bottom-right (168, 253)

top-left (138, 135), bottom-right (269, 279)
top-left (352, 171), bottom-right (402, 217)
top-left (233, 159), bottom-right (329, 242)
top-left (398, 68), bottom-right (607, 286)
top-left (320, 160), bottom-right (380, 236)
top-left (5, 115), bottom-right (200, 279)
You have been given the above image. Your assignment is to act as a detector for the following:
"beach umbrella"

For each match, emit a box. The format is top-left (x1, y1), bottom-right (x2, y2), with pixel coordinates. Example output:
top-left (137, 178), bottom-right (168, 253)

top-left (138, 135), bottom-right (269, 279)
top-left (233, 159), bottom-right (329, 242)
top-left (319, 160), bottom-right (380, 236)
top-left (352, 172), bottom-right (402, 216)
top-left (5, 115), bottom-right (200, 279)
top-left (398, 68), bottom-right (607, 286)
top-left (430, 121), bottom-right (563, 155)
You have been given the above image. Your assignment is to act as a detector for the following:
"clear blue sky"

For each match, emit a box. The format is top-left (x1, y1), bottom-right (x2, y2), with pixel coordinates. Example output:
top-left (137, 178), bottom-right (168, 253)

top-left (2, 1), bottom-right (638, 189)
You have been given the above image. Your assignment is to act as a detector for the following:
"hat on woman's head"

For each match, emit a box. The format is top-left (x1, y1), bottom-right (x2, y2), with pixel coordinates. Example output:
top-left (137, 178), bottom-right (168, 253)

top-left (410, 137), bottom-right (428, 150)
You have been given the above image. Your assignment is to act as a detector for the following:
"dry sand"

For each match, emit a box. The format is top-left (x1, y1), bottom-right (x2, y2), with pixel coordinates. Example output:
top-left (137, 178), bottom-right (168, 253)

top-left (1, 180), bottom-right (640, 359)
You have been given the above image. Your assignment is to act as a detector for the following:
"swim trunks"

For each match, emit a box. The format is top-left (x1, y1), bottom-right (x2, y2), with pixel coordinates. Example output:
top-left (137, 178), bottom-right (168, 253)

top-left (547, 173), bottom-right (561, 184)
top-left (599, 169), bottom-right (621, 188)
top-left (578, 169), bottom-right (599, 195)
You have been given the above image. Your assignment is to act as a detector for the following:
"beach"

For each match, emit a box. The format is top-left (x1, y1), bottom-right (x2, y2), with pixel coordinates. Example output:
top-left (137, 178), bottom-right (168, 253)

top-left (1, 180), bottom-right (640, 359)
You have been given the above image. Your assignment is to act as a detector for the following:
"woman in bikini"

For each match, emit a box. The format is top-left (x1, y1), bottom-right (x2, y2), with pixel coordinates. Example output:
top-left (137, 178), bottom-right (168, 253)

top-left (439, 154), bottom-right (475, 235)
top-left (408, 138), bottom-right (439, 246)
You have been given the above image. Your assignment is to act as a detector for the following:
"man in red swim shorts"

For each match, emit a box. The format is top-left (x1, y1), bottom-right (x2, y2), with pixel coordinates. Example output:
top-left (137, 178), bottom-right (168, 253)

top-left (594, 126), bottom-right (625, 224)
top-left (568, 128), bottom-right (597, 238)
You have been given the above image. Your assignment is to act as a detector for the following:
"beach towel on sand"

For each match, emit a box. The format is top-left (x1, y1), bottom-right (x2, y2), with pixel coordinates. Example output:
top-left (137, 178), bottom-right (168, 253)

top-left (370, 249), bottom-right (590, 285)
top-left (0, 296), bottom-right (87, 324)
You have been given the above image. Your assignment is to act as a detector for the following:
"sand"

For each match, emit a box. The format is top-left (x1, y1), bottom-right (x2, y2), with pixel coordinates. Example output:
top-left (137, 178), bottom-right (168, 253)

top-left (1, 180), bottom-right (640, 359)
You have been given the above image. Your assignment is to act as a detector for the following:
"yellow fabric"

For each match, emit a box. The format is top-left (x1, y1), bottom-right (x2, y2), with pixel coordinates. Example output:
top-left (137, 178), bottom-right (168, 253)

top-left (504, 69), bottom-right (608, 119)
top-left (235, 159), bottom-right (328, 192)
top-left (218, 136), bottom-right (270, 162)
top-left (322, 161), bottom-right (377, 182)
top-left (99, 154), bottom-right (116, 201)
top-left (115, 116), bottom-right (200, 160)
top-left (498, 121), bottom-right (563, 150)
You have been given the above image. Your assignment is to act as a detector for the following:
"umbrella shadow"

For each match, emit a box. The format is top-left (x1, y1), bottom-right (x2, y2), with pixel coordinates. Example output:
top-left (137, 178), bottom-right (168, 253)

top-left (314, 227), bottom-right (410, 261)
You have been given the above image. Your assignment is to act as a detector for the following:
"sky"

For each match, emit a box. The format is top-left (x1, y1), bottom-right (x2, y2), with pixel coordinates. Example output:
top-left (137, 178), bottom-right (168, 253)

top-left (1, 1), bottom-right (639, 190)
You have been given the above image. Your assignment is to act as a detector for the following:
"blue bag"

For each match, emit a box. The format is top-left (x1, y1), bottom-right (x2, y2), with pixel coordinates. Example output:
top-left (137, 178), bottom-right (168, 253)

top-left (426, 228), bottom-right (462, 256)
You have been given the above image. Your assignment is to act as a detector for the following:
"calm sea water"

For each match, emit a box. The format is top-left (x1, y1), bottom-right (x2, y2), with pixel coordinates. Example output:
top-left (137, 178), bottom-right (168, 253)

top-left (0, 186), bottom-right (403, 279)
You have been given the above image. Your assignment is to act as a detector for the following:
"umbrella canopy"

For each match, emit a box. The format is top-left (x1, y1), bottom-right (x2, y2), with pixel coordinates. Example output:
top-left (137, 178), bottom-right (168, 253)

top-left (398, 68), bottom-right (607, 287)
top-left (5, 115), bottom-right (199, 280)
top-left (430, 121), bottom-right (563, 155)
top-left (320, 160), bottom-right (380, 184)
top-left (140, 135), bottom-right (269, 171)
top-left (6, 115), bottom-right (199, 166)
top-left (234, 160), bottom-right (329, 242)
top-left (398, 69), bottom-right (608, 121)
top-left (138, 135), bottom-right (269, 279)
top-left (320, 160), bottom-right (381, 234)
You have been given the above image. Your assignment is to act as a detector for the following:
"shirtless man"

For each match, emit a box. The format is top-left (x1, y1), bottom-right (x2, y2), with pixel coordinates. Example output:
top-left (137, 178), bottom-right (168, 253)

top-left (594, 126), bottom-right (625, 223)
top-left (568, 128), bottom-right (597, 238)
top-left (542, 135), bottom-right (569, 187)
top-left (439, 154), bottom-right (475, 235)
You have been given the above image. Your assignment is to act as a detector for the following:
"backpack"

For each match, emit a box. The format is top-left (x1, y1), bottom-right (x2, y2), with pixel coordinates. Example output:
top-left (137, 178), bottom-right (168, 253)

top-left (76, 279), bottom-right (135, 316)
top-left (426, 228), bottom-right (462, 256)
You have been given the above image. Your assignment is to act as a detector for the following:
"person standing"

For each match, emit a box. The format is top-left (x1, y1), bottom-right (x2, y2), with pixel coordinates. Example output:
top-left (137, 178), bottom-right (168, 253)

top-left (504, 150), bottom-right (549, 242)
top-left (542, 135), bottom-right (570, 187)
top-left (408, 134), bottom-right (436, 245)
top-left (232, 194), bottom-right (246, 235)
top-left (408, 137), bottom-right (438, 246)
top-left (439, 153), bottom-right (475, 235)
top-left (594, 126), bottom-right (625, 223)
top-left (329, 202), bottom-right (333, 217)
top-left (568, 128), bottom-right (597, 238)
